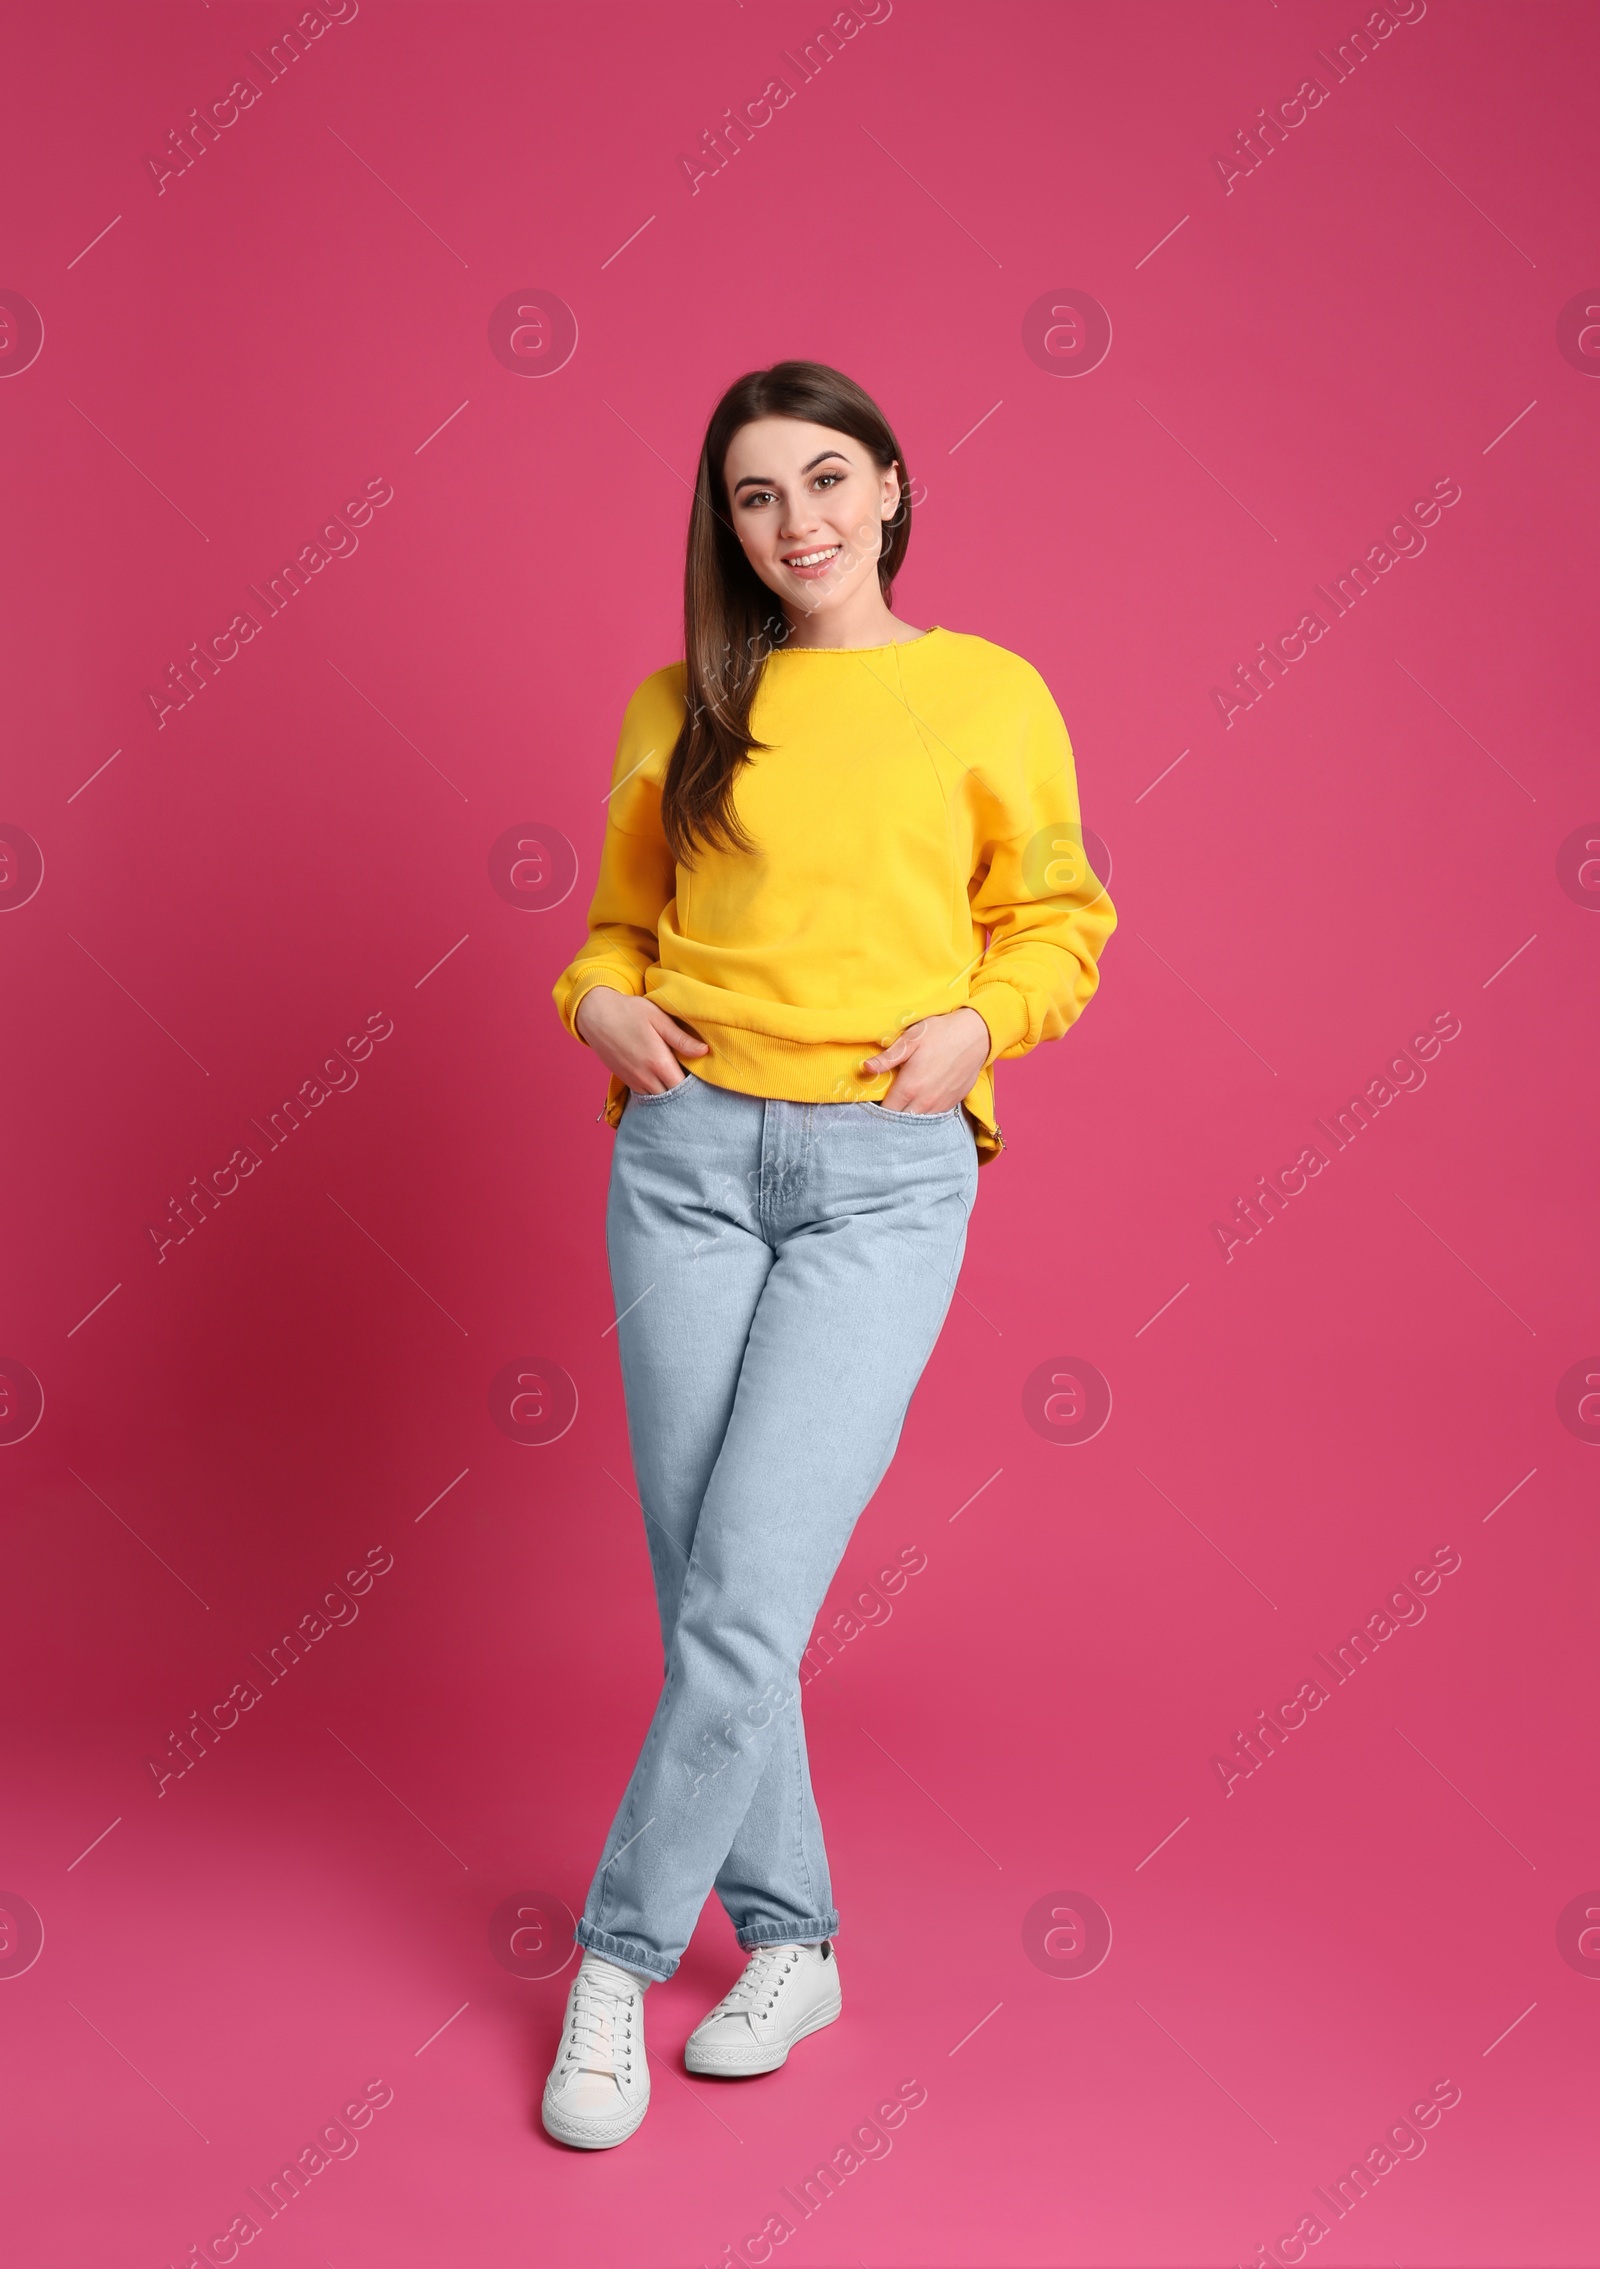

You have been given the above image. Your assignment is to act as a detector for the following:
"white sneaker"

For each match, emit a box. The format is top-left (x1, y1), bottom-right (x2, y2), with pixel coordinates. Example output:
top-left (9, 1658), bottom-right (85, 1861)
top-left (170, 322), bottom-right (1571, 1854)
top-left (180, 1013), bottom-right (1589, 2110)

top-left (541, 1952), bottom-right (651, 2148)
top-left (684, 1939), bottom-right (842, 2076)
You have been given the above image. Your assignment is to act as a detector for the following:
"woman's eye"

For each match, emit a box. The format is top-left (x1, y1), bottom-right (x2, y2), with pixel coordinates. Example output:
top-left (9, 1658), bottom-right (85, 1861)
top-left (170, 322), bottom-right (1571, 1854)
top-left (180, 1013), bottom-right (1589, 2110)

top-left (739, 473), bottom-right (843, 508)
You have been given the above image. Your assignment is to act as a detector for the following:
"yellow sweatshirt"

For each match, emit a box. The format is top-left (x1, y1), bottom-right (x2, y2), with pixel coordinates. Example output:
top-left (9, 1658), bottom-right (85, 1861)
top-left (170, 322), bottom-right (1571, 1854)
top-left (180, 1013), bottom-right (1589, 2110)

top-left (551, 625), bottom-right (1115, 1164)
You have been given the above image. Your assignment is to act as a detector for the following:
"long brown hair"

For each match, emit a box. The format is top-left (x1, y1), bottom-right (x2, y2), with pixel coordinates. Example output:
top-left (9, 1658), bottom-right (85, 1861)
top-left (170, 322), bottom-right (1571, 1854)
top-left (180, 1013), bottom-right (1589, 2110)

top-left (662, 360), bottom-right (914, 866)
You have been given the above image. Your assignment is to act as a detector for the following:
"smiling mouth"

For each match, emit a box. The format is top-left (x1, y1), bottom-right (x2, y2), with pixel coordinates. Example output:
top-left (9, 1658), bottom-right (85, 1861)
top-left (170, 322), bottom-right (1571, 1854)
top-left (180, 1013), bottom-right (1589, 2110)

top-left (782, 544), bottom-right (842, 570)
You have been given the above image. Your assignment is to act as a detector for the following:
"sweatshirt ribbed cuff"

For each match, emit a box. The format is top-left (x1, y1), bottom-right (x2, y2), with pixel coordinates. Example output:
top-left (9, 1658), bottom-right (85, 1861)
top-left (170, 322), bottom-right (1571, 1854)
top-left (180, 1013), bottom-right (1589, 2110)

top-left (561, 964), bottom-right (644, 1043)
top-left (967, 981), bottom-right (1030, 1064)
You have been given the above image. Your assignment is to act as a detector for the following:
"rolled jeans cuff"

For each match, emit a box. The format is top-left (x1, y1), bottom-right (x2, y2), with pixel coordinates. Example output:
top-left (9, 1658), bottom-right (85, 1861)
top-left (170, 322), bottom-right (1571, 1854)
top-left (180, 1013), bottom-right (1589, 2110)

top-left (736, 1912), bottom-right (839, 1951)
top-left (574, 1917), bottom-right (675, 1983)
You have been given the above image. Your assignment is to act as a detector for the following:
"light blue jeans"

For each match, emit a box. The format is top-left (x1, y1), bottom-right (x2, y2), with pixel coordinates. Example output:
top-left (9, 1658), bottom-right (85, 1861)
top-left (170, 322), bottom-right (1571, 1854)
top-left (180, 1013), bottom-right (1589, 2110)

top-left (574, 1071), bottom-right (979, 1982)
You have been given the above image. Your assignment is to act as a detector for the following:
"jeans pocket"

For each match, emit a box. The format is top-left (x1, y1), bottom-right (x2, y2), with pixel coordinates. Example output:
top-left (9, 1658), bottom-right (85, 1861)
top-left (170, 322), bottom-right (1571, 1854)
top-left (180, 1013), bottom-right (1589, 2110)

top-left (858, 1099), bottom-right (963, 1121)
top-left (626, 1070), bottom-right (699, 1104)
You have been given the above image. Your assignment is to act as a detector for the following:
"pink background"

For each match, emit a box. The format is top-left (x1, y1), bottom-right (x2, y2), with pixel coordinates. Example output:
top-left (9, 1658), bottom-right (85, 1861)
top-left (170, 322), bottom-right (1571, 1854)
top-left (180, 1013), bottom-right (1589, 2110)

top-left (3, 3), bottom-right (1597, 2263)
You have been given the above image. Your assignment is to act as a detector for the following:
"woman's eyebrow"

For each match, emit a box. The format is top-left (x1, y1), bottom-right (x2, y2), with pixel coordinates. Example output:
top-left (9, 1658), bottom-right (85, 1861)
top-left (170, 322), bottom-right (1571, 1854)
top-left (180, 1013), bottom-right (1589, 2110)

top-left (731, 449), bottom-right (852, 495)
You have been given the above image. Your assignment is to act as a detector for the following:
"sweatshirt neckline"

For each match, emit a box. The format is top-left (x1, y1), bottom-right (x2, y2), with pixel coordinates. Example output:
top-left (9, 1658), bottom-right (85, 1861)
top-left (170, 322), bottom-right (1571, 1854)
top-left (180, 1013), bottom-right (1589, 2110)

top-left (769, 625), bottom-right (943, 657)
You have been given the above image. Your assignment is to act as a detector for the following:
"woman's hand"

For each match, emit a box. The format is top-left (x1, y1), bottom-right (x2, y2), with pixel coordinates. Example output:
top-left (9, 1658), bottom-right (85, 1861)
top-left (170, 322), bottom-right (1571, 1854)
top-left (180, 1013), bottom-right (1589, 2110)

top-left (862, 1005), bottom-right (992, 1113)
top-left (575, 986), bottom-right (709, 1093)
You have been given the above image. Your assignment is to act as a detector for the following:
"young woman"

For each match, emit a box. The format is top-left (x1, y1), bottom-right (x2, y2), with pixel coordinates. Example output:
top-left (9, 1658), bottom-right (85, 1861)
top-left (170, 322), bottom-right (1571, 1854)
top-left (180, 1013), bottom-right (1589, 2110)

top-left (543, 360), bottom-right (1115, 2148)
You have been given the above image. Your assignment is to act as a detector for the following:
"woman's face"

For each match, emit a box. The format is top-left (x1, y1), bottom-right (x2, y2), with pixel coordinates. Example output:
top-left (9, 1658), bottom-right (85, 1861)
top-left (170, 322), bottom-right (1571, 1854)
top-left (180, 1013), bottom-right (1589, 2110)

top-left (721, 417), bottom-right (901, 625)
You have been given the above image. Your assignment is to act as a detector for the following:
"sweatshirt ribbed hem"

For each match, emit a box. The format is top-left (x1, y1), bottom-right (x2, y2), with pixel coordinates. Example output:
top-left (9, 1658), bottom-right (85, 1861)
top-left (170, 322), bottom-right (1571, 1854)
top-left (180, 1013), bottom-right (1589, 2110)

top-left (596, 1025), bottom-right (1004, 1164)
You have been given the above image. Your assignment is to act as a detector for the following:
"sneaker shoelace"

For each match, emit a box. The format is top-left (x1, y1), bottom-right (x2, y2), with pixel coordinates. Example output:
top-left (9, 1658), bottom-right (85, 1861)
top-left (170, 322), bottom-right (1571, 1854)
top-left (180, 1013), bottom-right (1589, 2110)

top-left (560, 1971), bottom-right (638, 2085)
top-left (713, 1943), bottom-right (803, 2024)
